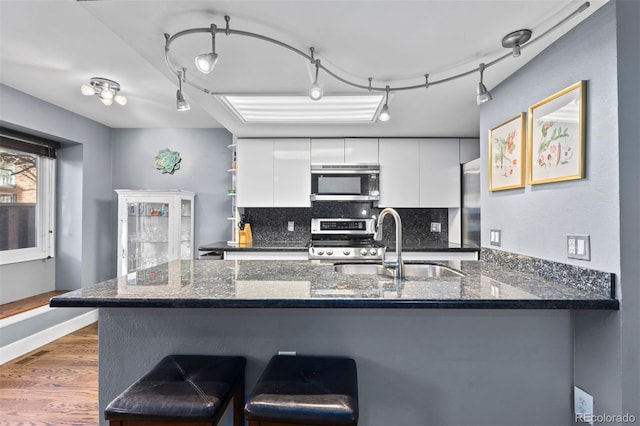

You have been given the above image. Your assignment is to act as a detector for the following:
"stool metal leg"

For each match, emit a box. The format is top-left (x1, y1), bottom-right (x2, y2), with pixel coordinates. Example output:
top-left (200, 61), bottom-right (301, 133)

top-left (233, 372), bottom-right (245, 426)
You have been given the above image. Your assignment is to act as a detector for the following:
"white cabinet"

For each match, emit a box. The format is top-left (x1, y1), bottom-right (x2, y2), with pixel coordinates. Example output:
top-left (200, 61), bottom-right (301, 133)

top-left (311, 138), bottom-right (344, 163)
top-left (237, 138), bottom-right (310, 207)
top-left (379, 139), bottom-right (420, 207)
top-left (379, 139), bottom-right (460, 208)
top-left (274, 139), bottom-right (311, 207)
top-left (419, 139), bottom-right (460, 207)
top-left (116, 189), bottom-right (195, 276)
top-left (345, 138), bottom-right (378, 163)
top-left (237, 139), bottom-right (274, 207)
top-left (311, 138), bottom-right (379, 164)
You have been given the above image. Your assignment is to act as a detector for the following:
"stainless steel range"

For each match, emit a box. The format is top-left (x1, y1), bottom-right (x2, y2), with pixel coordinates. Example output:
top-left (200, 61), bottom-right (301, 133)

top-left (308, 218), bottom-right (386, 261)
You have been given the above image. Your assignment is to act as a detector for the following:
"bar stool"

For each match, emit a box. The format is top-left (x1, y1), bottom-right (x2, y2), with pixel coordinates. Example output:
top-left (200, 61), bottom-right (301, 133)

top-left (105, 354), bottom-right (246, 426)
top-left (245, 354), bottom-right (359, 426)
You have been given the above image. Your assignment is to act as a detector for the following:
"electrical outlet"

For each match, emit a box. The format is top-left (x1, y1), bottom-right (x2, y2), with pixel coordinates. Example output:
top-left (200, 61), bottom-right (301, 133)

top-left (567, 234), bottom-right (590, 260)
top-left (490, 229), bottom-right (501, 246)
top-left (574, 386), bottom-right (594, 424)
top-left (288, 221), bottom-right (295, 232)
top-left (430, 222), bottom-right (441, 233)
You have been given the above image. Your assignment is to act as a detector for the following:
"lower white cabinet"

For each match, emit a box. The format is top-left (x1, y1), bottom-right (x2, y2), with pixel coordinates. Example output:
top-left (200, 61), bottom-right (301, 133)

top-left (379, 138), bottom-right (460, 208)
top-left (116, 189), bottom-right (195, 276)
top-left (237, 138), bottom-right (310, 207)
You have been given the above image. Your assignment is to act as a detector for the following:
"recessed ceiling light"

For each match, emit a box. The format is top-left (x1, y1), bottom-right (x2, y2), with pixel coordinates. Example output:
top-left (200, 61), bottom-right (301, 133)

top-left (216, 95), bottom-right (386, 124)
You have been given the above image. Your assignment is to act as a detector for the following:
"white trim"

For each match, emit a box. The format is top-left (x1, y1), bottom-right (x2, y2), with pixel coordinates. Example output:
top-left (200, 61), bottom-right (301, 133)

top-left (0, 304), bottom-right (51, 328)
top-left (0, 309), bottom-right (98, 364)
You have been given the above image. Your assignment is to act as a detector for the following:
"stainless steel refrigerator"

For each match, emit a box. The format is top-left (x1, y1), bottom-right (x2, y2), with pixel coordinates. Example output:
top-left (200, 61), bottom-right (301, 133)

top-left (461, 158), bottom-right (481, 247)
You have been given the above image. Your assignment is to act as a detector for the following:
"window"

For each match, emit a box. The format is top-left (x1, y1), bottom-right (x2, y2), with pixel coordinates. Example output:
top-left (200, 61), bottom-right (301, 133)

top-left (0, 127), bottom-right (57, 265)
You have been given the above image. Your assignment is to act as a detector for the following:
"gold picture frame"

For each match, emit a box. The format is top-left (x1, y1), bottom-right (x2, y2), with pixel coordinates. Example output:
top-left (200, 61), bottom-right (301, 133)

top-left (488, 112), bottom-right (526, 191)
top-left (527, 81), bottom-right (586, 185)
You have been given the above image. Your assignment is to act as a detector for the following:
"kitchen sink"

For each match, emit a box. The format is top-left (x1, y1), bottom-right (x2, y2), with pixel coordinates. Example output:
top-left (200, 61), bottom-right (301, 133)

top-left (333, 263), bottom-right (464, 278)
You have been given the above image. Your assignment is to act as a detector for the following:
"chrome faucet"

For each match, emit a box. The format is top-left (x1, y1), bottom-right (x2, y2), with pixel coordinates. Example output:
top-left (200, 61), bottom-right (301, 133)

top-left (374, 208), bottom-right (404, 279)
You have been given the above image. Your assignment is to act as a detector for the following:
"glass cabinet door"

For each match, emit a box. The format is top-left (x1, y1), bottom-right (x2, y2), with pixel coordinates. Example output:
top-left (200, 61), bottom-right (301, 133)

top-left (180, 199), bottom-right (192, 259)
top-left (126, 201), bottom-right (170, 272)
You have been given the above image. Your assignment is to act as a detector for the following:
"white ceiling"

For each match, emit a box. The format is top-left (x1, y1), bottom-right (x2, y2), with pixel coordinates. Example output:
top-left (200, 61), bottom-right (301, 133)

top-left (0, 0), bottom-right (606, 138)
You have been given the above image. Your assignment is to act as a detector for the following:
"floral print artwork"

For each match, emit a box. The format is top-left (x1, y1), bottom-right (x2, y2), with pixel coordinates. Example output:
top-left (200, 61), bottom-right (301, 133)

top-left (489, 113), bottom-right (525, 191)
top-left (528, 81), bottom-right (584, 185)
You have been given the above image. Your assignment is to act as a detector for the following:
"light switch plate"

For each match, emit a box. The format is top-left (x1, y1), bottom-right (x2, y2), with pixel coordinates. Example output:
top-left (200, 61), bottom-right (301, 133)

top-left (567, 234), bottom-right (590, 260)
top-left (490, 229), bottom-right (501, 246)
top-left (288, 221), bottom-right (295, 232)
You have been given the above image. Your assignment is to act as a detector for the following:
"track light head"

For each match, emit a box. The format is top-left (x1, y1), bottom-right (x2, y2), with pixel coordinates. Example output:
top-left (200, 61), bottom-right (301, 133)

top-left (309, 60), bottom-right (323, 101)
top-left (195, 52), bottom-right (219, 74)
top-left (176, 89), bottom-right (190, 111)
top-left (378, 86), bottom-right (391, 121)
top-left (476, 63), bottom-right (492, 105)
top-left (195, 24), bottom-right (219, 74)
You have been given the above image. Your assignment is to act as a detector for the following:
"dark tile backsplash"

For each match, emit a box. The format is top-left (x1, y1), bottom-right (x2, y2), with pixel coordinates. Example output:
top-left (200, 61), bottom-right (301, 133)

top-left (243, 208), bottom-right (312, 243)
top-left (243, 207), bottom-right (449, 246)
top-left (380, 208), bottom-right (449, 247)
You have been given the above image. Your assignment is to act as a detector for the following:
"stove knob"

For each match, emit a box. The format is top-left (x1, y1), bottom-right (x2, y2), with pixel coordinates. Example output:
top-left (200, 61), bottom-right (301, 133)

top-left (360, 248), bottom-right (368, 256)
top-left (326, 249), bottom-right (333, 255)
top-left (343, 249), bottom-right (351, 256)
top-left (369, 248), bottom-right (378, 255)
top-left (317, 249), bottom-right (324, 255)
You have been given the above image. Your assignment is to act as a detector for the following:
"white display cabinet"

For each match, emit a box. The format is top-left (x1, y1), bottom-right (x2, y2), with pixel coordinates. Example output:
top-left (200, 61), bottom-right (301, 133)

top-left (116, 189), bottom-right (195, 276)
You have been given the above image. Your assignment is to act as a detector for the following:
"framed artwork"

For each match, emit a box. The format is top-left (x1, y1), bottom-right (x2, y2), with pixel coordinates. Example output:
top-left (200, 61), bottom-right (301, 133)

top-left (527, 81), bottom-right (586, 185)
top-left (488, 112), bottom-right (526, 191)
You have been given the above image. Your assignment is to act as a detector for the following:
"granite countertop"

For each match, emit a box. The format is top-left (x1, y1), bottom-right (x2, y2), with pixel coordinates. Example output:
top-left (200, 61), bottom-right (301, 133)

top-left (50, 258), bottom-right (618, 310)
top-left (198, 240), bottom-right (479, 252)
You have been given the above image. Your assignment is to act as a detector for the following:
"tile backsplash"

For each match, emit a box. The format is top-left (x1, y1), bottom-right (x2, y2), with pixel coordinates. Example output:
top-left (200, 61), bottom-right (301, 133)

top-left (243, 207), bottom-right (449, 246)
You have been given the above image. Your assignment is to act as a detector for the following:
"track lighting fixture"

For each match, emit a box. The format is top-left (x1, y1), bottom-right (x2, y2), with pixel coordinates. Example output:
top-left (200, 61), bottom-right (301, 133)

top-left (378, 86), bottom-right (390, 122)
top-left (502, 29), bottom-right (532, 58)
top-left (309, 59), bottom-right (323, 101)
top-left (476, 63), bottom-right (492, 105)
top-left (195, 24), bottom-right (219, 74)
top-left (176, 68), bottom-right (190, 111)
top-left (80, 77), bottom-right (127, 106)
top-left (163, 2), bottom-right (590, 121)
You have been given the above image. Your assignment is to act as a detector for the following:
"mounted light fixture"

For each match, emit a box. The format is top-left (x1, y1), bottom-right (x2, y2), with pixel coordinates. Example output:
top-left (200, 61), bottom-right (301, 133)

top-left (80, 77), bottom-right (127, 106)
top-left (162, 2), bottom-right (590, 121)
top-left (502, 29), bottom-right (532, 58)
top-left (378, 86), bottom-right (391, 122)
top-left (476, 63), bottom-right (492, 105)
top-left (195, 24), bottom-right (219, 74)
top-left (176, 68), bottom-right (190, 111)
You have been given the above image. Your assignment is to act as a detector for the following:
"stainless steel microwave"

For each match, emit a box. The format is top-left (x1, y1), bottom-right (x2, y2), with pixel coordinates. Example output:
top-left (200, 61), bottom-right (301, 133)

top-left (310, 164), bottom-right (380, 201)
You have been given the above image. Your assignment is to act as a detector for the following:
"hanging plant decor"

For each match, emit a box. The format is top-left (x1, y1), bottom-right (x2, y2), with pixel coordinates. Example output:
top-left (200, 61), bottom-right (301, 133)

top-left (154, 148), bottom-right (182, 174)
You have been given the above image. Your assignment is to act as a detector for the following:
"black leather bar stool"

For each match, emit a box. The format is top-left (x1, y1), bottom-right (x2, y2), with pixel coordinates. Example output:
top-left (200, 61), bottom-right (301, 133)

top-left (105, 355), bottom-right (246, 426)
top-left (245, 354), bottom-right (359, 426)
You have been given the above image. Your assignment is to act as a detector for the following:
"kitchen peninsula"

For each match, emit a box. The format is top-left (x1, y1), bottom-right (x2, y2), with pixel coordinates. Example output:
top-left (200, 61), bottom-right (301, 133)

top-left (51, 253), bottom-right (616, 426)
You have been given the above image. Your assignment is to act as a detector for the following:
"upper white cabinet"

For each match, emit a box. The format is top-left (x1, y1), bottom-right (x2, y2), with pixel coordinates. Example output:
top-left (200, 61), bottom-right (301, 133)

top-left (378, 139), bottom-right (420, 207)
top-left (311, 139), bottom-right (344, 163)
top-left (274, 139), bottom-right (311, 207)
top-left (311, 138), bottom-right (378, 164)
top-left (345, 138), bottom-right (378, 163)
top-left (237, 139), bottom-right (274, 207)
top-left (379, 139), bottom-right (460, 208)
top-left (237, 138), bottom-right (310, 207)
top-left (419, 139), bottom-right (460, 207)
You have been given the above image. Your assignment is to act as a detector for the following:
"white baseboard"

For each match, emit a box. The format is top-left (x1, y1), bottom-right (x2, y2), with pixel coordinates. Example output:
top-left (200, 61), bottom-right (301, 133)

top-left (0, 309), bottom-right (98, 364)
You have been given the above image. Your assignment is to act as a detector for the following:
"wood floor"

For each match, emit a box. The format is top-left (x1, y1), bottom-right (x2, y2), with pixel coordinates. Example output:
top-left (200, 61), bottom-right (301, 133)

top-left (0, 322), bottom-right (99, 424)
top-left (0, 290), bottom-right (67, 320)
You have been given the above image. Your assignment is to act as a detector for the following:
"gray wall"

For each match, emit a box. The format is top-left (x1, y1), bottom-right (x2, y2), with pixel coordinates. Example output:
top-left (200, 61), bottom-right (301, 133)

top-left (100, 308), bottom-right (573, 426)
top-left (111, 128), bottom-right (233, 251)
top-left (480, 4), bottom-right (619, 274)
top-left (0, 84), bottom-right (115, 303)
top-left (481, 1), bottom-right (639, 418)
